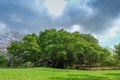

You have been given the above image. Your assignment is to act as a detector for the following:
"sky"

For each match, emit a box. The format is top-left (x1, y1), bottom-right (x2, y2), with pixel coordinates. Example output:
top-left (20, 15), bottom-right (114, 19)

top-left (0, 0), bottom-right (120, 48)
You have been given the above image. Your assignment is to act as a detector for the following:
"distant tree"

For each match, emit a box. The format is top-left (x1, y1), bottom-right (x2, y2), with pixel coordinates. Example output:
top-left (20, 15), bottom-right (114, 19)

top-left (0, 31), bottom-right (24, 56)
top-left (22, 33), bottom-right (41, 66)
top-left (7, 33), bottom-right (41, 67)
top-left (7, 41), bottom-right (24, 67)
top-left (115, 43), bottom-right (120, 60)
top-left (114, 44), bottom-right (120, 65)
top-left (0, 31), bottom-right (24, 67)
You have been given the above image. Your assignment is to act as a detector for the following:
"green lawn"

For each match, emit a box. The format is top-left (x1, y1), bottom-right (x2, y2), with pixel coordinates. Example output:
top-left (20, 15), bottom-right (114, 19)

top-left (0, 67), bottom-right (120, 80)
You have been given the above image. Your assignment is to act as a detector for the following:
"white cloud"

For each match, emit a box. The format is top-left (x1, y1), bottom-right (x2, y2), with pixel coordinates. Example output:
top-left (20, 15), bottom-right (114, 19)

top-left (45, 0), bottom-right (67, 16)
top-left (67, 0), bottom-right (94, 16)
top-left (0, 22), bottom-right (7, 31)
top-left (95, 18), bottom-right (120, 47)
top-left (35, 0), bottom-right (41, 7)
top-left (106, 19), bottom-right (120, 38)
top-left (108, 26), bottom-right (120, 37)
top-left (68, 25), bottom-right (81, 32)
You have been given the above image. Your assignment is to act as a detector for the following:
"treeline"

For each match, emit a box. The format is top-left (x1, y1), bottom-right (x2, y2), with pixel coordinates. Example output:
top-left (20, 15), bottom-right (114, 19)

top-left (0, 29), bottom-right (120, 68)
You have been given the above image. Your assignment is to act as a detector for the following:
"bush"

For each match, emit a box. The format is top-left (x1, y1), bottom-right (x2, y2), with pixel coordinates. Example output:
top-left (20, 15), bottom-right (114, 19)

top-left (18, 62), bottom-right (34, 68)
top-left (0, 55), bottom-right (8, 67)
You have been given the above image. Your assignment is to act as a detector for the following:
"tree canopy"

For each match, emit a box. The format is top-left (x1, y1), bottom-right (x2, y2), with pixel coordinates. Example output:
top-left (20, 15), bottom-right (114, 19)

top-left (1, 29), bottom-right (119, 68)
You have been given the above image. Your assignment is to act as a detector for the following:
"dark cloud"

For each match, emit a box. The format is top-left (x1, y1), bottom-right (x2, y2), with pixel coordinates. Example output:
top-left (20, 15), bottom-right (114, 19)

top-left (0, 0), bottom-right (49, 32)
top-left (58, 0), bottom-right (120, 34)
top-left (86, 0), bottom-right (120, 33)
top-left (0, 0), bottom-right (120, 34)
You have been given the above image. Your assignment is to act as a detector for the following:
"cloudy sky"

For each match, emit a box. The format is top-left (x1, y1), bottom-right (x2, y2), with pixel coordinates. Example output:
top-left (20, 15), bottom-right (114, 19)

top-left (0, 0), bottom-right (120, 47)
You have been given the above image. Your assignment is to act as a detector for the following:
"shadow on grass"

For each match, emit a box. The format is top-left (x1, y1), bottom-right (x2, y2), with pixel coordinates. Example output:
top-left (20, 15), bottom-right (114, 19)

top-left (105, 73), bottom-right (120, 76)
top-left (50, 74), bottom-right (107, 80)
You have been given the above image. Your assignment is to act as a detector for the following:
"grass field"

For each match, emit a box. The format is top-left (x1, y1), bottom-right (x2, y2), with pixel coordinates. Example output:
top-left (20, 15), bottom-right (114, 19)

top-left (0, 67), bottom-right (120, 80)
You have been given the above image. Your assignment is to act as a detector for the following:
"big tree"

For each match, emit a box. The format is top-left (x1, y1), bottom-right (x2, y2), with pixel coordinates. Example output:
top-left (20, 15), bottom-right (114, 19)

top-left (38, 29), bottom-right (110, 68)
top-left (7, 28), bottom-right (111, 68)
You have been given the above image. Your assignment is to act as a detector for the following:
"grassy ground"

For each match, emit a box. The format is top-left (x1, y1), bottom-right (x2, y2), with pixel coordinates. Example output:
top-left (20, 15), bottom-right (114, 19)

top-left (0, 67), bottom-right (120, 80)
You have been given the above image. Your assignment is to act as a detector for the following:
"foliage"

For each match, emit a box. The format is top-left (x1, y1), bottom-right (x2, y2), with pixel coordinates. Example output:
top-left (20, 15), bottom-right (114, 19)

top-left (115, 43), bottom-right (120, 60)
top-left (0, 55), bottom-right (8, 67)
top-left (6, 29), bottom-right (119, 68)
top-left (7, 33), bottom-right (41, 67)
top-left (114, 44), bottom-right (120, 65)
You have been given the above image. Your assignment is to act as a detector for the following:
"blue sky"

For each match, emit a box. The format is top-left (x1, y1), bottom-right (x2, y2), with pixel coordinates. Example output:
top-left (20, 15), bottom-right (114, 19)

top-left (0, 0), bottom-right (120, 47)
